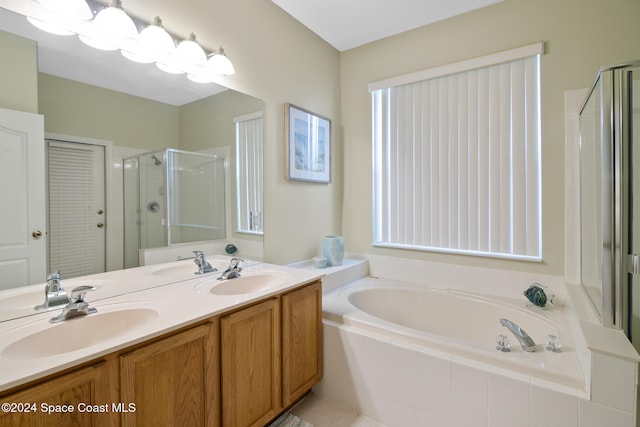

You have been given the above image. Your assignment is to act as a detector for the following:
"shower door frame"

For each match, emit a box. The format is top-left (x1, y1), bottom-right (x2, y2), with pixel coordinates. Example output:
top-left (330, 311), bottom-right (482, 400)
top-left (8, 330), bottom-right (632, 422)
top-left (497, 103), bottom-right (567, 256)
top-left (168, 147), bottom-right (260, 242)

top-left (580, 61), bottom-right (640, 334)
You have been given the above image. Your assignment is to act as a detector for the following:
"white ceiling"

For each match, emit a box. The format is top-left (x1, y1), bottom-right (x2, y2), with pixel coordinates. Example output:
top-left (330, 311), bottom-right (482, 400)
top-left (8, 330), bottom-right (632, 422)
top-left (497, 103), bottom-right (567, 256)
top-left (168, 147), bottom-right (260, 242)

top-left (0, 7), bottom-right (228, 106)
top-left (0, 1), bottom-right (502, 105)
top-left (271, 0), bottom-right (503, 51)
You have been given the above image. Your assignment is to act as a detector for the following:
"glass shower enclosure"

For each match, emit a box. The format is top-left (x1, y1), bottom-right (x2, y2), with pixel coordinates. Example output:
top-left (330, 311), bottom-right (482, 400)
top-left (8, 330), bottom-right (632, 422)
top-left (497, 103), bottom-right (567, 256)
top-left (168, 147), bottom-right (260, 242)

top-left (123, 149), bottom-right (226, 268)
top-left (579, 60), bottom-right (640, 352)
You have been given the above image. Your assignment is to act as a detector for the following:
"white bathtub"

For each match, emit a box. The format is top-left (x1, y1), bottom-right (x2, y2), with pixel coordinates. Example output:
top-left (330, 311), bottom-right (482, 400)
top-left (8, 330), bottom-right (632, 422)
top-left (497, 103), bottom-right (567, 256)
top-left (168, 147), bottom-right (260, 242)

top-left (322, 277), bottom-right (587, 397)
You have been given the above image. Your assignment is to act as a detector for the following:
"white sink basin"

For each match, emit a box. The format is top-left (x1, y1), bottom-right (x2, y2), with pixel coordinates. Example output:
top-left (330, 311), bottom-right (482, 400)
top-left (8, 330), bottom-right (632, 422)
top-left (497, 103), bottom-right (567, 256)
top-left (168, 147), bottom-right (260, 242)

top-left (0, 291), bottom-right (43, 312)
top-left (2, 308), bottom-right (158, 359)
top-left (208, 273), bottom-right (290, 296)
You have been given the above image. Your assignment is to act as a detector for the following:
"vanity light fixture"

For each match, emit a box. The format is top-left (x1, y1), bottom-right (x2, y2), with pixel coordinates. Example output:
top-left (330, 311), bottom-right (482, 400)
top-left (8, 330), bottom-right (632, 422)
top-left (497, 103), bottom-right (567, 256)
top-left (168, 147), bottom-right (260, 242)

top-left (207, 47), bottom-right (236, 76)
top-left (25, 0), bottom-right (237, 80)
top-left (122, 16), bottom-right (175, 64)
top-left (79, 0), bottom-right (138, 51)
top-left (27, 0), bottom-right (92, 36)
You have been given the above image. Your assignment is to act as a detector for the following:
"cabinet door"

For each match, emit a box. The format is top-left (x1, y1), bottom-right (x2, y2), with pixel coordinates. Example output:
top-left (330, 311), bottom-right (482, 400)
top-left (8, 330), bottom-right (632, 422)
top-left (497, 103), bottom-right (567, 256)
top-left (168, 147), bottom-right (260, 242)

top-left (281, 281), bottom-right (323, 406)
top-left (0, 361), bottom-right (116, 427)
top-left (221, 298), bottom-right (280, 427)
top-left (120, 323), bottom-right (218, 427)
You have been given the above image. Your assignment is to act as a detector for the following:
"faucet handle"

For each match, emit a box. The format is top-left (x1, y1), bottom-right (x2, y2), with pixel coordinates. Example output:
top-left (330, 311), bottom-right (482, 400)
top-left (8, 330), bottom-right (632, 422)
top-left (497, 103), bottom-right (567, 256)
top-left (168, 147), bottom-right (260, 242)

top-left (47, 270), bottom-right (61, 284)
top-left (70, 285), bottom-right (95, 303)
top-left (230, 257), bottom-right (244, 267)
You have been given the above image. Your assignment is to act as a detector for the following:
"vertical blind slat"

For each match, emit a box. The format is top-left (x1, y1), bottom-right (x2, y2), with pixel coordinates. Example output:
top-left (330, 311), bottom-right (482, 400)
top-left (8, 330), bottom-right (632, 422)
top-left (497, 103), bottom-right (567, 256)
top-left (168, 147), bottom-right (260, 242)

top-left (499, 63), bottom-right (512, 253)
top-left (478, 67), bottom-right (490, 252)
top-left (421, 82), bottom-right (431, 246)
top-left (448, 74), bottom-right (459, 249)
top-left (439, 76), bottom-right (449, 247)
top-left (457, 75), bottom-right (469, 250)
top-left (511, 60), bottom-right (526, 255)
top-left (525, 56), bottom-right (541, 256)
top-left (467, 72), bottom-right (479, 251)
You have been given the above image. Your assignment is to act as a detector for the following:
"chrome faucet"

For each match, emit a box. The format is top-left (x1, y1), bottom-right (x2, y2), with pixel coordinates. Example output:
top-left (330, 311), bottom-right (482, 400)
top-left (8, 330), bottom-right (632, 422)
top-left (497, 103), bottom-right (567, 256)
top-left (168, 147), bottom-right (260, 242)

top-left (218, 257), bottom-right (243, 280)
top-left (500, 318), bottom-right (537, 352)
top-left (193, 251), bottom-right (216, 275)
top-left (50, 286), bottom-right (97, 323)
top-left (35, 271), bottom-right (70, 310)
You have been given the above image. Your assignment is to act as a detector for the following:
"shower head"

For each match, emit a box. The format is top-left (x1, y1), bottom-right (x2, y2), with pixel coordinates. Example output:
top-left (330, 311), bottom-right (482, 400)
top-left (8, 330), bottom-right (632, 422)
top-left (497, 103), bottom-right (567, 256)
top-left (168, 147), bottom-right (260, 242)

top-left (151, 154), bottom-right (162, 165)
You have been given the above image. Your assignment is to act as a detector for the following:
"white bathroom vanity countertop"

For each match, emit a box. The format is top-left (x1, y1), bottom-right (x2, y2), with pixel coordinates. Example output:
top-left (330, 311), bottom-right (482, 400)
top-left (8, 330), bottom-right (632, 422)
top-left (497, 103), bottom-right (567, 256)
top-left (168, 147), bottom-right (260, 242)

top-left (0, 258), bottom-right (324, 393)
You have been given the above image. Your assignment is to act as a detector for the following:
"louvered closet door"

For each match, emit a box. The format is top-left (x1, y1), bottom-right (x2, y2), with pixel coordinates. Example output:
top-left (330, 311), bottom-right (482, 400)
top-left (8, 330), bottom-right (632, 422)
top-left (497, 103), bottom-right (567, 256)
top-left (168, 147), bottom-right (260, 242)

top-left (47, 140), bottom-right (105, 279)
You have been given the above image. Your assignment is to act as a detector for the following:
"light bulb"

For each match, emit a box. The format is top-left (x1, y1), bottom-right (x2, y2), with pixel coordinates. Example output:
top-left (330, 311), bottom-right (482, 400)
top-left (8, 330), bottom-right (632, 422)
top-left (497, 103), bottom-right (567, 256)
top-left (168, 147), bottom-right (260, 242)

top-left (207, 47), bottom-right (235, 76)
top-left (27, 0), bottom-right (92, 35)
top-left (122, 17), bottom-right (175, 64)
top-left (175, 33), bottom-right (207, 66)
top-left (138, 17), bottom-right (175, 53)
top-left (80, 0), bottom-right (137, 51)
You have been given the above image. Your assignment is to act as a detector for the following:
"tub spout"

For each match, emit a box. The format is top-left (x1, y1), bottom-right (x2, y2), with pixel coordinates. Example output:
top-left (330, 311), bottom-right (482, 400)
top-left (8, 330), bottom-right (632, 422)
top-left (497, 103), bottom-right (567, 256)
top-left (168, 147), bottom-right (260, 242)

top-left (500, 318), bottom-right (537, 352)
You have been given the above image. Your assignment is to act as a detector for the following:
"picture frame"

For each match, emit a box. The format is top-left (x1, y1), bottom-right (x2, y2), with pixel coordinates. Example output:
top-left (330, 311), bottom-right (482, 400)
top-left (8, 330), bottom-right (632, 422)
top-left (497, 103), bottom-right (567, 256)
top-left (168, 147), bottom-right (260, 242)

top-left (285, 103), bottom-right (331, 183)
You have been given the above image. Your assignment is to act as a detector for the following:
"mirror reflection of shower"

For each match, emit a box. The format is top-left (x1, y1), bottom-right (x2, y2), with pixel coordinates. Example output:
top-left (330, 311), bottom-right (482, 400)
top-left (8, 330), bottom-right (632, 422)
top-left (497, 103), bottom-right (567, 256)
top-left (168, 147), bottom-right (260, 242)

top-left (123, 149), bottom-right (226, 268)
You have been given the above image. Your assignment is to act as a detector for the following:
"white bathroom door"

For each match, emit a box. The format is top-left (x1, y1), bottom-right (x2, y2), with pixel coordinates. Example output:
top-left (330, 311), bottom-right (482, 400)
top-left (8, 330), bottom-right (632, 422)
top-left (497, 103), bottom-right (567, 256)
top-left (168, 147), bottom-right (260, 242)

top-left (47, 140), bottom-right (106, 278)
top-left (0, 108), bottom-right (47, 290)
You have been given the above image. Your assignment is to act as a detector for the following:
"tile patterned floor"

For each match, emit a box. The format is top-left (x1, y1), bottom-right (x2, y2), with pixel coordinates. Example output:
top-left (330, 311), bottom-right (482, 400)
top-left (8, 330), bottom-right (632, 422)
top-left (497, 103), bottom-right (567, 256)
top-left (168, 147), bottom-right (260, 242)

top-left (290, 392), bottom-right (386, 427)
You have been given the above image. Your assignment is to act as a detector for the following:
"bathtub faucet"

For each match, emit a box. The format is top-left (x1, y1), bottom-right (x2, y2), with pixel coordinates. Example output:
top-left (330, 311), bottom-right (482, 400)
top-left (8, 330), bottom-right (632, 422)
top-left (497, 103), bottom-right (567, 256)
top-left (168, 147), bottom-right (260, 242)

top-left (500, 318), bottom-right (537, 352)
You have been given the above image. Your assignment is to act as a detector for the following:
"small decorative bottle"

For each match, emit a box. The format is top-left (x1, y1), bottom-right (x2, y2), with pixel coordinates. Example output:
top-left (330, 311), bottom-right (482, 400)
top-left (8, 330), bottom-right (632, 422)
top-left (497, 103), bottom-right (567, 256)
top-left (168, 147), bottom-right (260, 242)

top-left (322, 236), bottom-right (344, 266)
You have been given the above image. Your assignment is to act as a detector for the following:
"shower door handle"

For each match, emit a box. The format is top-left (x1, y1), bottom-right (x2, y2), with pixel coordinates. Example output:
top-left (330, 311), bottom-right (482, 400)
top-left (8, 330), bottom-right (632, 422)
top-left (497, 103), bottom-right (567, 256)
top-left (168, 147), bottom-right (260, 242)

top-left (629, 254), bottom-right (640, 274)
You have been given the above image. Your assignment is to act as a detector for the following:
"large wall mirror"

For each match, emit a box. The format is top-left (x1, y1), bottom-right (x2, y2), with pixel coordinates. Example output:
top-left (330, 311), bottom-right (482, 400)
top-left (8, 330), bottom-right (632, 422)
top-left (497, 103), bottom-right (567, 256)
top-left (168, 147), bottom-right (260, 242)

top-left (0, 6), bottom-right (264, 286)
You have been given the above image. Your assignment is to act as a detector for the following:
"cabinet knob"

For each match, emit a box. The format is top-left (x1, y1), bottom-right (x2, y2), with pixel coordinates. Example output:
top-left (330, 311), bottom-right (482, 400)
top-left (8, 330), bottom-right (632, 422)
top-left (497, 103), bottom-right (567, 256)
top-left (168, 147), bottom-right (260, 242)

top-left (97, 223), bottom-right (104, 228)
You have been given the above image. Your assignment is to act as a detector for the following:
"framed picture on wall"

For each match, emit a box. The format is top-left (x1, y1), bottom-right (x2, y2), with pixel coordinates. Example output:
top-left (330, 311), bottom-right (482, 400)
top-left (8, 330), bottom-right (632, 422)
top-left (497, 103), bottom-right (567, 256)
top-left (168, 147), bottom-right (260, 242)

top-left (285, 103), bottom-right (331, 183)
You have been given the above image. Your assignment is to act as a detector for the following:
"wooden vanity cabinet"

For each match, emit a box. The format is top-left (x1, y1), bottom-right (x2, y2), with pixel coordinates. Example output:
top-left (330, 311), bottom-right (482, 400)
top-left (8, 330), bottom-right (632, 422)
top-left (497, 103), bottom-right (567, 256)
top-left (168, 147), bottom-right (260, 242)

top-left (281, 281), bottom-right (323, 407)
top-left (0, 360), bottom-right (118, 427)
top-left (220, 298), bottom-right (280, 427)
top-left (119, 322), bottom-right (218, 427)
top-left (0, 280), bottom-right (322, 427)
top-left (220, 280), bottom-right (323, 426)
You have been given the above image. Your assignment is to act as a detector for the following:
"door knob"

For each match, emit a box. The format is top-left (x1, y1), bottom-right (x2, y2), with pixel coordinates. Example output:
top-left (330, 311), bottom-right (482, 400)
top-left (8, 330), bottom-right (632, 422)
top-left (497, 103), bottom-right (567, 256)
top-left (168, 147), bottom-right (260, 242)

top-left (97, 223), bottom-right (104, 228)
top-left (32, 230), bottom-right (42, 239)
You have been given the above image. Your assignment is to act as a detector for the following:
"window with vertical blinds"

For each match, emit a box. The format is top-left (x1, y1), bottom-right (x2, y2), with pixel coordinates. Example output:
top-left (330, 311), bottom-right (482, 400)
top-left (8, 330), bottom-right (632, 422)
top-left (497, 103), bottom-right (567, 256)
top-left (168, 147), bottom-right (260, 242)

top-left (371, 43), bottom-right (542, 261)
top-left (235, 112), bottom-right (264, 234)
